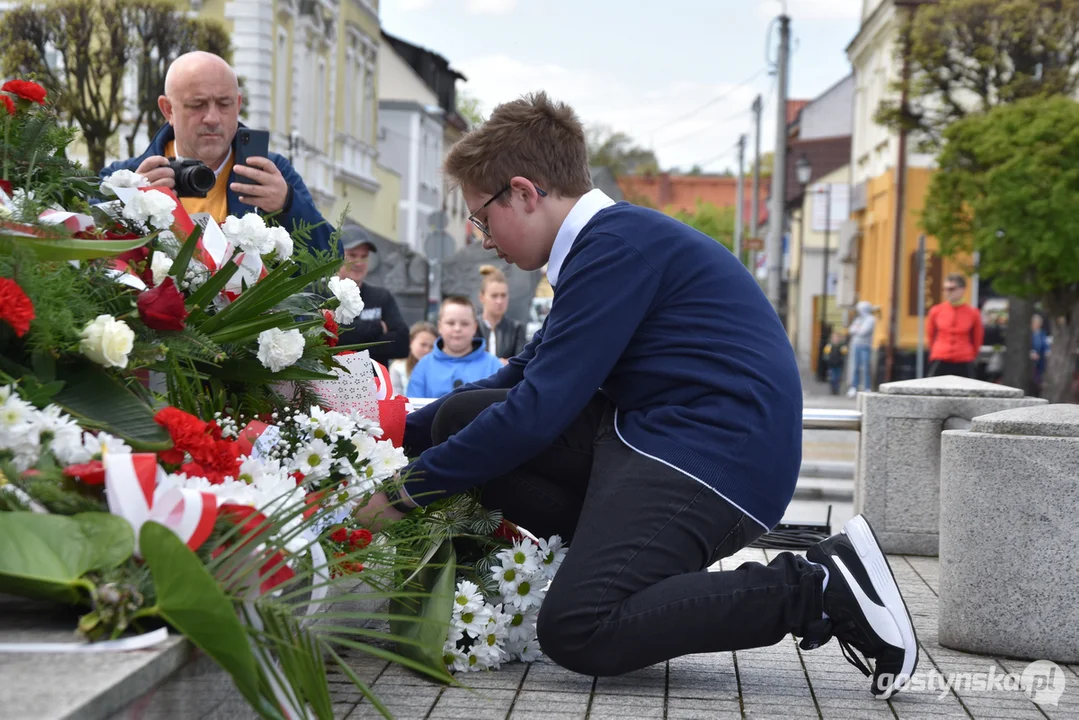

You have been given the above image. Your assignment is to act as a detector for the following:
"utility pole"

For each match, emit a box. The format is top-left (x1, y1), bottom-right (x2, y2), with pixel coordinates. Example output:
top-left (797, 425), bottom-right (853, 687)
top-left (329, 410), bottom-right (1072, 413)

top-left (734, 134), bottom-right (746, 261)
top-left (750, 95), bottom-right (762, 258)
top-left (766, 14), bottom-right (791, 313)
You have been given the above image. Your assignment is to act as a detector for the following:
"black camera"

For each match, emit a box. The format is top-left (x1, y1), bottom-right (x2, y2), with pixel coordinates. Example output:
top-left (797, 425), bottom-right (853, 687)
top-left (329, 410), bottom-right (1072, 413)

top-left (166, 157), bottom-right (215, 198)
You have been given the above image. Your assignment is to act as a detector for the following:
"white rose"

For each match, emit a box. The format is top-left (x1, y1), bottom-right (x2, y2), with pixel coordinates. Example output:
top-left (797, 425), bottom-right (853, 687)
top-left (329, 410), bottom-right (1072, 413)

top-left (150, 251), bottom-right (173, 286)
top-left (256, 328), bottom-right (305, 372)
top-left (267, 226), bottom-right (293, 259)
top-left (328, 276), bottom-right (364, 324)
top-left (79, 315), bottom-right (135, 369)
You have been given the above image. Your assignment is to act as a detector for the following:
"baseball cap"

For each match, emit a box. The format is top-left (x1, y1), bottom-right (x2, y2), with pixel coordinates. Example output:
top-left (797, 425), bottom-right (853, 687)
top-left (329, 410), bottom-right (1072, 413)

top-left (340, 224), bottom-right (378, 252)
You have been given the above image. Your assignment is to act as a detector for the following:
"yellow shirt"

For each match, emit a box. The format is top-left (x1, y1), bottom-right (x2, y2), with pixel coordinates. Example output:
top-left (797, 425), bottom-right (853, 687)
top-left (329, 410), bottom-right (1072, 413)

top-left (165, 141), bottom-right (233, 223)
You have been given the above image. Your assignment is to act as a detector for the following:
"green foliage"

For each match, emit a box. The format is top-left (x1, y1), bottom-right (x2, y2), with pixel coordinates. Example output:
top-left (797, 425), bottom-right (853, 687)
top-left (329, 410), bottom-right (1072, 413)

top-left (876, 0), bottom-right (1079, 152)
top-left (456, 90), bottom-right (484, 128)
top-left (921, 95), bottom-right (1079, 303)
top-left (587, 124), bottom-right (659, 175)
top-left (0, 512), bottom-right (133, 604)
top-left (668, 200), bottom-right (736, 250)
top-left (388, 538), bottom-right (456, 680)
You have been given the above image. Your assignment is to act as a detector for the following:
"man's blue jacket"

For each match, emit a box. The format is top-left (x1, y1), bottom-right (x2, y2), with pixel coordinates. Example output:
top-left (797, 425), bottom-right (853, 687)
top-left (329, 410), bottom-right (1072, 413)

top-left (100, 123), bottom-right (336, 255)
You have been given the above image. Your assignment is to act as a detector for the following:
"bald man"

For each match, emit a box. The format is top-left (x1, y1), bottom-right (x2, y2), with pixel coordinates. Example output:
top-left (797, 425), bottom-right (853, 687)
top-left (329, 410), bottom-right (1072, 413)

top-left (101, 51), bottom-right (334, 255)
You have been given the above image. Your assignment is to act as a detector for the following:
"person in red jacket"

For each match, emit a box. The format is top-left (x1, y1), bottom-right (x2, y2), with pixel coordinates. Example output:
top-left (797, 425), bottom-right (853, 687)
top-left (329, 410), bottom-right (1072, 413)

top-left (927, 273), bottom-right (984, 378)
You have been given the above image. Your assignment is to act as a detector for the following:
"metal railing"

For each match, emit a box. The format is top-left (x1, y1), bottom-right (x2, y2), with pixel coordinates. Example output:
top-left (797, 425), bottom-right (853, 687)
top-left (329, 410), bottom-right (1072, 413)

top-left (408, 399), bottom-right (862, 432)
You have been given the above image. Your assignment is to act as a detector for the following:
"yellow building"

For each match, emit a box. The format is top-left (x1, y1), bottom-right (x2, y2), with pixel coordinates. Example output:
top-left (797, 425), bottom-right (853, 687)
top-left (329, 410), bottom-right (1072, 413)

top-left (847, 0), bottom-right (972, 375)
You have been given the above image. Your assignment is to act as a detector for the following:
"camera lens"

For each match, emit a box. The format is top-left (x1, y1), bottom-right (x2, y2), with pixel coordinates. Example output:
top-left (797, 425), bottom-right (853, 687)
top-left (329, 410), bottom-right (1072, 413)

top-left (176, 162), bottom-right (215, 197)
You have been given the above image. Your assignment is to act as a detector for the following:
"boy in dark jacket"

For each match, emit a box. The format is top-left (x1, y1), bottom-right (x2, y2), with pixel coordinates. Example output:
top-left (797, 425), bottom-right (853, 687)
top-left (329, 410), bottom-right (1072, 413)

top-left (355, 92), bottom-right (918, 698)
top-left (823, 330), bottom-right (849, 395)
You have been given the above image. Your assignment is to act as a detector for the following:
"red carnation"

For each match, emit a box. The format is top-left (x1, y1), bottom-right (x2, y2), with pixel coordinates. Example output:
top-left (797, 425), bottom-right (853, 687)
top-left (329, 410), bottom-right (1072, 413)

top-left (2, 79), bottom-right (47, 104)
top-left (330, 526), bottom-right (348, 544)
top-left (0, 278), bottom-right (34, 337)
top-left (137, 276), bottom-right (188, 332)
top-left (1, 95), bottom-right (13, 116)
top-left (349, 528), bottom-right (372, 549)
top-left (322, 309), bottom-right (339, 347)
top-left (63, 461), bottom-right (105, 485)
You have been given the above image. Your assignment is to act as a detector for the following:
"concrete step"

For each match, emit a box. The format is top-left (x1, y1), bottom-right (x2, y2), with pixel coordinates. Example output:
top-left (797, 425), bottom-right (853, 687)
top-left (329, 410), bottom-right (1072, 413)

top-left (799, 460), bottom-right (854, 479)
top-left (793, 476), bottom-right (853, 501)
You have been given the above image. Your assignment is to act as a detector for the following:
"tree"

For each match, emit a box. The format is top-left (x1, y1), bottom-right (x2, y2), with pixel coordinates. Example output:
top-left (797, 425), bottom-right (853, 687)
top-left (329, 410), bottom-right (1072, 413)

top-left (456, 90), bottom-right (484, 128)
top-left (668, 201), bottom-right (735, 251)
top-left (124, 0), bottom-right (231, 158)
top-left (752, 151), bottom-right (773, 179)
top-left (586, 124), bottom-right (659, 176)
top-left (921, 95), bottom-right (1079, 403)
top-left (875, 0), bottom-right (1079, 388)
top-left (0, 0), bottom-right (231, 172)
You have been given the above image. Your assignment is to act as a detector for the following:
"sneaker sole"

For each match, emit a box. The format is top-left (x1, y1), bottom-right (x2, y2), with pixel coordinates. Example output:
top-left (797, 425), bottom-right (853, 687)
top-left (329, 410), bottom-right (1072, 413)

top-left (844, 515), bottom-right (919, 699)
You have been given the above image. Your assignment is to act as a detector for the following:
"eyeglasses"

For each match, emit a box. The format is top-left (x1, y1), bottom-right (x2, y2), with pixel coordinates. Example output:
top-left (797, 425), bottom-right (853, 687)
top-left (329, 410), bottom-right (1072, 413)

top-left (468, 183), bottom-right (547, 238)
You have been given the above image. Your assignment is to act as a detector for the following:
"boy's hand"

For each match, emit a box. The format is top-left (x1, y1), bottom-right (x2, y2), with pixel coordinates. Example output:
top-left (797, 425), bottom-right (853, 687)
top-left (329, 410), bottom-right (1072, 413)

top-left (353, 490), bottom-right (407, 531)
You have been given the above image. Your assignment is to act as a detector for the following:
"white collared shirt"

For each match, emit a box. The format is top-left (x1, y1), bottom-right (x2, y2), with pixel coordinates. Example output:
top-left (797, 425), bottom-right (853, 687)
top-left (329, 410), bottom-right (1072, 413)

top-left (546, 188), bottom-right (616, 287)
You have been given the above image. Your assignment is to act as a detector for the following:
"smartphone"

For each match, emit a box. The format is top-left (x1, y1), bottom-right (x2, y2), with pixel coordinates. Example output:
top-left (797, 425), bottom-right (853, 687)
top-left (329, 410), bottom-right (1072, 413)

top-left (235, 128), bottom-right (270, 183)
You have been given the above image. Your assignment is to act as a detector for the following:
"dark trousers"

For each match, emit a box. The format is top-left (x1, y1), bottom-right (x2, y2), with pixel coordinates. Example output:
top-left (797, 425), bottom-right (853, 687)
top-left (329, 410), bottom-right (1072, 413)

top-left (929, 360), bottom-right (973, 378)
top-left (431, 389), bottom-right (825, 677)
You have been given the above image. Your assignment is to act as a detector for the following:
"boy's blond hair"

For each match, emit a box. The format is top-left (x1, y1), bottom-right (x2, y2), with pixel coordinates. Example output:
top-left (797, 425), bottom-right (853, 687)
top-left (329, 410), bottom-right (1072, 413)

top-left (444, 91), bottom-right (593, 199)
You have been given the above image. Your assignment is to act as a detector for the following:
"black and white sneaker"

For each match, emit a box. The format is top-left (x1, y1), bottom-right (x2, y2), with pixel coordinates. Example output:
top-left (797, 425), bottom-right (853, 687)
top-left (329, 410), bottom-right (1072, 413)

top-left (804, 514), bottom-right (918, 699)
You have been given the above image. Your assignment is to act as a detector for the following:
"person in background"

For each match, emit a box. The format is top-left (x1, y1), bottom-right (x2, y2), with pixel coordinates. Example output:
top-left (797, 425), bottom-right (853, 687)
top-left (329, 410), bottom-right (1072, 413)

top-left (389, 321), bottom-right (436, 396)
top-left (100, 51), bottom-right (334, 254)
top-left (333, 225), bottom-right (409, 367)
top-left (823, 330), bottom-right (849, 396)
top-left (406, 296), bottom-right (503, 398)
top-left (476, 265), bottom-right (527, 364)
top-left (846, 301), bottom-right (876, 397)
top-left (1030, 313), bottom-right (1050, 395)
top-left (927, 273), bottom-right (984, 378)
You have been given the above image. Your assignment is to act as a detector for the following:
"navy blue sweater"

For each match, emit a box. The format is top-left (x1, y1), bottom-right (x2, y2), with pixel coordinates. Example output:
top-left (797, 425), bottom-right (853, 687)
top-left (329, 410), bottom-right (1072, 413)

top-left (402, 202), bottom-right (802, 529)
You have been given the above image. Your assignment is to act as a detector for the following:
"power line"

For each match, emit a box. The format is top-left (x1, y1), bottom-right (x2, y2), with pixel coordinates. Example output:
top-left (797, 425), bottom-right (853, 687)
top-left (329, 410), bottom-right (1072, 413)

top-left (648, 66), bottom-right (770, 137)
top-left (661, 107), bottom-right (753, 150)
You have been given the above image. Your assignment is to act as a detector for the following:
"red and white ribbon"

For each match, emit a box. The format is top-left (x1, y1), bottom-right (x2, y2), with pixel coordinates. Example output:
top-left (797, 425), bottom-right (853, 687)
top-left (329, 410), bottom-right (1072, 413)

top-left (223, 251), bottom-right (268, 301)
top-left (104, 452), bottom-right (217, 557)
top-left (371, 360), bottom-right (392, 400)
top-left (39, 209), bottom-right (95, 234)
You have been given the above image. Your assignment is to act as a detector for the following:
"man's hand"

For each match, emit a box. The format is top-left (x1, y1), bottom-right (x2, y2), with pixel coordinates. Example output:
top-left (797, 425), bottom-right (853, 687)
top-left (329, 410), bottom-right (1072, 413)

top-left (135, 156), bottom-right (175, 189)
top-left (231, 156), bottom-right (289, 213)
top-left (353, 490), bottom-right (408, 532)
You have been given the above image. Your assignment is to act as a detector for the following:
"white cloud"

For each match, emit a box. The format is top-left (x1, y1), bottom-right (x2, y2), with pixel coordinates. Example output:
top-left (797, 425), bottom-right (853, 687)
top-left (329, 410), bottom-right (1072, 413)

top-left (397, 0), bottom-right (435, 10)
top-left (465, 0), bottom-right (518, 15)
top-left (758, 0), bottom-right (862, 21)
top-left (455, 54), bottom-right (769, 172)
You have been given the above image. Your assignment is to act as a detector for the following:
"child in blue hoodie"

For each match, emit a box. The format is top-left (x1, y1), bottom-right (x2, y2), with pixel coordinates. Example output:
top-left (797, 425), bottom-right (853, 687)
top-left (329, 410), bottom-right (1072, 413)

top-left (406, 296), bottom-right (503, 398)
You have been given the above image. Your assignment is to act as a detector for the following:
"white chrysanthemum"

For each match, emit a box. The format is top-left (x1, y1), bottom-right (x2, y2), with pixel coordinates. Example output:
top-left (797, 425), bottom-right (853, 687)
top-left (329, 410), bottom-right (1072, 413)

top-left (456, 603), bottom-right (493, 639)
top-left (122, 188), bottom-right (176, 230)
top-left (504, 608), bottom-right (539, 644)
top-left (491, 564), bottom-right (523, 596)
top-left (222, 213), bottom-right (274, 256)
top-left (293, 437), bottom-right (333, 480)
top-left (305, 406), bottom-right (356, 442)
top-left (505, 639), bottom-right (543, 663)
top-left (442, 644), bottom-right (467, 673)
top-left (0, 386), bottom-right (34, 437)
top-left (499, 540), bottom-right (541, 577)
top-left (367, 441), bottom-right (408, 482)
top-left (35, 405), bottom-right (90, 465)
top-left (236, 456), bottom-right (291, 486)
top-left (461, 646), bottom-right (488, 672)
top-left (348, 411), bottom-right (383, 437)
top-left (266, 225), bottom-right (293, 259)
top-left (350, 431), bottom-right (378, 460)
top-left (86, 431), bottom-right (131, 458)
top-left (328, 276), bottom-right (364, 324)
top-left (151, 251), bottom-right (173, 287)
top-left (501, 574), bottom-right (545, 612)
top-left (101, 169), bottom-right (149, 196)
top-left (257, 327), bottom-right (305, 372)
top-left (79, 315), bottom-right (135, 369)
top-left (452, 580), bottom-right (484, 616)
top-left (537, 535), bottom-right (567, 578)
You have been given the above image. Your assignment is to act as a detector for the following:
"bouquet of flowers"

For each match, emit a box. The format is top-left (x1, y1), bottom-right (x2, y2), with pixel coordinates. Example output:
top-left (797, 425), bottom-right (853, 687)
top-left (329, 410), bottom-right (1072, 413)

top-left (444, 534), bottom-right (566, 672)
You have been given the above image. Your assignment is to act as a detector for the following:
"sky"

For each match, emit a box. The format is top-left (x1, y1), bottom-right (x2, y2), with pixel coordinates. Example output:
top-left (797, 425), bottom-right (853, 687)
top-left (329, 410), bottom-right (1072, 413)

top-left (381, 0), bottom-right (865, 173)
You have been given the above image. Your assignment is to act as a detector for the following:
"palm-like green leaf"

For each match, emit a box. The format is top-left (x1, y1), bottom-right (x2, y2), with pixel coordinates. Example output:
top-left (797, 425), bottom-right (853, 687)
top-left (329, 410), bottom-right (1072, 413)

top-left (53, 363), bottom-right (171, 449)
top-left (0, 232), bottom-right (155, 261)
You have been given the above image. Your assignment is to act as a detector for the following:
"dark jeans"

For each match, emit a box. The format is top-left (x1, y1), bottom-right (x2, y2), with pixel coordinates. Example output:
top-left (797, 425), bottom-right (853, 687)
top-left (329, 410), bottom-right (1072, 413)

top-left (431, 389), bottom-right (825, 677)
top-left (929, 360), bottom-right (973, 378)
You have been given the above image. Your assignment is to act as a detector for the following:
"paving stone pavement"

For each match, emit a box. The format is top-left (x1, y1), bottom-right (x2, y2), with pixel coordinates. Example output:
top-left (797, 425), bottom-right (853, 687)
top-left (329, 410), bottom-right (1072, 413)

top-left (118, 550), bottom-right (1077, 719)
top-left (324, 550), bottom-right (1079, 720)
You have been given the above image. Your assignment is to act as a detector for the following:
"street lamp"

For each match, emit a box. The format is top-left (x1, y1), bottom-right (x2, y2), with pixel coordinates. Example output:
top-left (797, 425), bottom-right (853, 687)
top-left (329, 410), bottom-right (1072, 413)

top-left (796, 153), bottom-right (812, 186)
